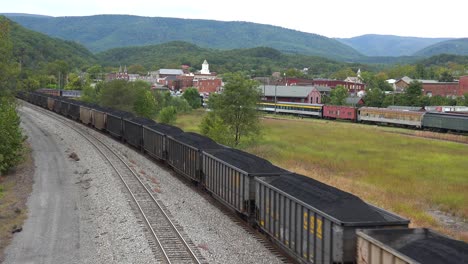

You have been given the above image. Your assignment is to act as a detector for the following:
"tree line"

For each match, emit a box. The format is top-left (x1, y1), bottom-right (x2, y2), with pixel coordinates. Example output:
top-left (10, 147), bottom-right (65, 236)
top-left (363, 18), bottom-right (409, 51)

top-left (0, 19), bottom-right (24, 175)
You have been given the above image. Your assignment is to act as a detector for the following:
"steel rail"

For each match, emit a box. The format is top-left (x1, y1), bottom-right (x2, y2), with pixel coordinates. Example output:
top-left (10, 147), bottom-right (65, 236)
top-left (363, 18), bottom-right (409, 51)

top-left (23, 102), bottom-right (202, 264)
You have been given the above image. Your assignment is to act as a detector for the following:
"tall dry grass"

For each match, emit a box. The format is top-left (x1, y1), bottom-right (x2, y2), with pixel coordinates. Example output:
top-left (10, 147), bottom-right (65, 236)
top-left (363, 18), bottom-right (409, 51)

top-left (177, 111), bottom-right (468, 241)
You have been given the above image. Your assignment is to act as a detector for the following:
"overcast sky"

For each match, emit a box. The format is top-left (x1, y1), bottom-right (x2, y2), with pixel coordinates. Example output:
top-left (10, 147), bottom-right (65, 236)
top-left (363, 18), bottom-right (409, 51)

top-left (3, 0), bottom-right (467, 38)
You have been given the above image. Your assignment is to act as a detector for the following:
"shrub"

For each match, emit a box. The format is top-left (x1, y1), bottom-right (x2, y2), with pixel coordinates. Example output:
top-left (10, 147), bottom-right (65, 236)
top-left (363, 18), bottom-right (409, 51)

top-left (158, 106), bottom-right (177, 125)
top-left (0, 97), bottom-right (25, 174)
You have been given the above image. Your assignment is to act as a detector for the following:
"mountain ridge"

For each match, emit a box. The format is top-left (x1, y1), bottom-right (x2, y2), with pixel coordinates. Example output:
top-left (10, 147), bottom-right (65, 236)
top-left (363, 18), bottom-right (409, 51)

top-left (414, 38), bottom-right (468, 57)
top-left (336, 34), bottom-right (453, 57)
top-left (0, 16), bottom-right (96, 70)
top-left (3, 14), bottom-right (364, 61)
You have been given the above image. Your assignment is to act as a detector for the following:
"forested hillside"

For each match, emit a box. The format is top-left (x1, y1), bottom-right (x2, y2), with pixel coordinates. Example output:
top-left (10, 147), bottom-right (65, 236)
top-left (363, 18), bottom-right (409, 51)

top-left (414, 38), bottom-right (468, 57)
top-left (96, 41), bottom-right (365, 77)
top-left (337, 34), bottom-right (451, 57)
top-left (0, 16), bottom-right (96, 70)
top-left (5, 14), bottom-right (363, 60)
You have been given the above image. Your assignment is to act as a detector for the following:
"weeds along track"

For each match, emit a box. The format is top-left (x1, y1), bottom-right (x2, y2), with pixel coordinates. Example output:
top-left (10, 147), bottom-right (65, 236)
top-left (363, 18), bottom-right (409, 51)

top-left (24, 102), bottom-right (205, 264)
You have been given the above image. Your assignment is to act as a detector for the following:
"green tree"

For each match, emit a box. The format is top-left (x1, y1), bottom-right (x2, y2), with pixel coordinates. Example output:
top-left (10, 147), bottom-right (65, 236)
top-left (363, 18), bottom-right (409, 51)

top-left (0, 18), bottom-right (19, 95)
top-left (365, 88), bottom-right (384, 107)
top-left (182, 87), bottom-right (201, 109)
top-left (330, 85), bottom-right (348, 105)
top-left (284, 68), bottom-right (305, 78)
top-left (21, 77), bottom-right (40, 91)
top-left (415, 64), bottom-right (425, 79)
top-left (158, 106), bottom-right (177, 124)
top-left (168, 96), bottom-right (192, 114)
top-left (47, 60), bottom-right (70, 89)
top-left (128, 64), bottom-right (146, 75)
top-left (331, 68), bottom-right (355, 80)
top-left (134, 89), bottom-right (157, 119)
top-left (65, 72), bottom-right (83, 90)
top-left (456, 94), bottom-right (468, 106)
top-left (429, 95), bottom-right (449, 106)
top-left (405, 81), bottom-right (423, 106)
top-left (98, 80), bottom-right (138, 112)
top-left (81, 84), bottom-right (99, 104)
top-left (87, 64), bottom-right (104, 80)
top-left (200, 111), bottom-right (233, 146)
top-left (438, 71), bottom-right (454, 82)
top-left (201, 72), bottom-right (261, 146)
top-left (0, 97), bottom-right (25, 174)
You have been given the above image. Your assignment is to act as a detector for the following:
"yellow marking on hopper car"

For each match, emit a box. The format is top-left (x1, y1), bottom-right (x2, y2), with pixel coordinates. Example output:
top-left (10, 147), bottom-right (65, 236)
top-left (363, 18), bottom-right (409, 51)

top-left (303, 212), bottom-right (323, 239)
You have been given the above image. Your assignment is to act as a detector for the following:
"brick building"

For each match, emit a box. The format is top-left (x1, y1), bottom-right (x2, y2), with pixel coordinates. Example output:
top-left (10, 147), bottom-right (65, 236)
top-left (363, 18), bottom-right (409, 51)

top-left (277, 78), bottom-right (365, 93)
top-left (396, 76), bottom-right (468, 98)
top-left (261, 85), bottom-right (330, 104)
top-left (193, 78), bottom-right (222, 94)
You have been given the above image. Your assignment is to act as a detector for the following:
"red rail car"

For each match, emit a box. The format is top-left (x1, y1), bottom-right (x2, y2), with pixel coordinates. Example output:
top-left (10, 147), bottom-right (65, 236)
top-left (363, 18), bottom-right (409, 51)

top-left (323, 105), bottom-right (357, 121)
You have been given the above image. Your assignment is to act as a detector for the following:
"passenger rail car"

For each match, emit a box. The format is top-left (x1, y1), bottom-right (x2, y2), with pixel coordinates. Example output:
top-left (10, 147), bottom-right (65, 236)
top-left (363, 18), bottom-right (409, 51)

top-left (18, 91), bottom-right (467, 264)
top-left (258, 102), bottom-right (323, 117)
top-left (422, 112), bottom-right (468, 133)
top-left (358, 107), bottom-right (424, 128)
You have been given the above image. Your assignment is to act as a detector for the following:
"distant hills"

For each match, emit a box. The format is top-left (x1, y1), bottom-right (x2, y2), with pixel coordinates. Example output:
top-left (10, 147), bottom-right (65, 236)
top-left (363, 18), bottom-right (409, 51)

top-left (337, 34), bottom-right (453, 57)
top-left (3, 14), bottom-right (363, 61)
top-left (0, 16), bottom-right (96, 70)
top-left (96, 41), bottom-right (360, 76)
top-left (3, 13), bottom-right (468, 72)
top-left (414, 38), bottom-right (468, 57)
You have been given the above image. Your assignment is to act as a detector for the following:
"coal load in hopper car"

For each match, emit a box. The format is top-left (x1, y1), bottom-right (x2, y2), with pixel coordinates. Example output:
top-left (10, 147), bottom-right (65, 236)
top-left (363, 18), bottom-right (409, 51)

top-left (357, 228), bottom-right (468, 264)
top-left (143, 123), bottom-right (183, 160)
top-left (202, 147), bottom-right (289, 217)
top-left (123, 116), bottom-right (157, 149)
top-left (106, 110), bottom-right (134, 139)
top-left (255, 173), bottom-right (409, 264)
top-left (166, 132), bottom-right (223, 182)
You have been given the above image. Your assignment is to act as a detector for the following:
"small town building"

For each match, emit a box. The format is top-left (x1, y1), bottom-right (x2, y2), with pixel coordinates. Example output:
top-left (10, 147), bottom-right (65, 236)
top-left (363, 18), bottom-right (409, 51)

top-left (106, 65), bottom-right (129, 81)
top-left (193, 78), bottom-right (222, 94)
top-left (345, 97), bottom-right (365, 106)
top-left (158, 69), bottom-right (185, 78)
top-left (261, 85), bottom-right (330, 104)
top-left (394, 76), bottom-right (468, 98)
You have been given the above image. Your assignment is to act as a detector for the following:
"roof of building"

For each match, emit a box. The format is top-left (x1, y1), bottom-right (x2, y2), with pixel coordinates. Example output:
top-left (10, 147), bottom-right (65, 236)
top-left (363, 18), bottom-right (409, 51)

top-left (344, 76), bottom-right (362, 83)
top-left (397, 76), bottom-right (458, 85)
top-left (397, 76), bottom-right (413, 84)
top-left (314, 86), bottom-right (332, 92)
top-left (261, 85), bottom-right (314, 98)
top-left (345, 97), bottom-right (364, 105)
top-left (159, 69), bottom-right (184, 75)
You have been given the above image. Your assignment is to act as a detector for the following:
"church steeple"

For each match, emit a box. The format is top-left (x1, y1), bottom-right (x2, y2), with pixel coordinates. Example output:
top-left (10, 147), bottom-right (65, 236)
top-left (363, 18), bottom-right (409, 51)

top-left (201, 59), bottom-right (210, 75)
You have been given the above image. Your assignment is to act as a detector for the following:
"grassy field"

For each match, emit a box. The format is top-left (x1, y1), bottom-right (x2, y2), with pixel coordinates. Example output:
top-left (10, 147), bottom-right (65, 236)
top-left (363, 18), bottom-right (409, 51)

top-left (176, 110), bottom-right (468, 241)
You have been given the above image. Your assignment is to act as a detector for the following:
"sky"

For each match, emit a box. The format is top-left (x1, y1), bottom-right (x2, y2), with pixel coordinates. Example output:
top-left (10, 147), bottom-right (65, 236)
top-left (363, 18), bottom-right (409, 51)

top-left (3, 0), bottom-right (468, 38)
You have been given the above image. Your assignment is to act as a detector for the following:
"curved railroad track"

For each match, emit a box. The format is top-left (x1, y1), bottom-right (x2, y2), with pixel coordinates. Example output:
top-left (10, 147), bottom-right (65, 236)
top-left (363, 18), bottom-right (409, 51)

top-left (23, 101), bottom-right (205, 264)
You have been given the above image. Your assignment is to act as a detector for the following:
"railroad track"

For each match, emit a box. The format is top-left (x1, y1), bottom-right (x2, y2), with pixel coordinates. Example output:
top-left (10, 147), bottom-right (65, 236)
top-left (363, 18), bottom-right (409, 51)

top-left (23, 102), bottom-right (205, 264)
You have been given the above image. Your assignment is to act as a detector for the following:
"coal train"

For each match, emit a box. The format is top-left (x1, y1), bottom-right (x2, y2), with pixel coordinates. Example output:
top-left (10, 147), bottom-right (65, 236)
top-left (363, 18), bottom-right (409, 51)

top-left (258, 102), bottom-right (468, 133)
top-left (18, 91), bottom-right (467, 264)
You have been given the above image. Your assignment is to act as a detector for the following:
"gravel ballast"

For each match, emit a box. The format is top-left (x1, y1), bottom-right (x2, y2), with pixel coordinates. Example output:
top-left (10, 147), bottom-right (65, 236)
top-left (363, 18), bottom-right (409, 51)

top-left (85, 122), bottom-right (285, 263)
top-left (5, 106), bottom-right (155, 264)
top-left (11, 104), bottom-right (285, 263)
